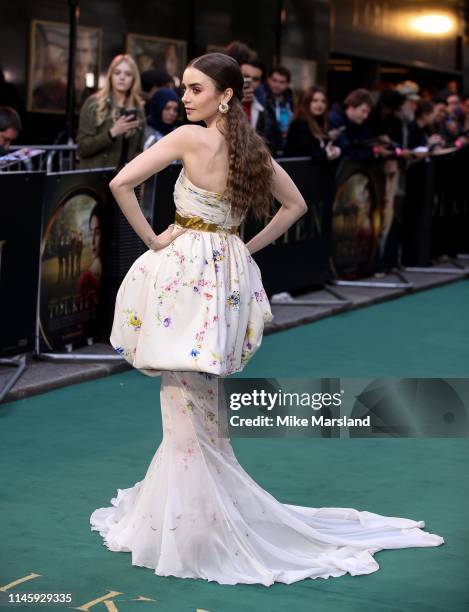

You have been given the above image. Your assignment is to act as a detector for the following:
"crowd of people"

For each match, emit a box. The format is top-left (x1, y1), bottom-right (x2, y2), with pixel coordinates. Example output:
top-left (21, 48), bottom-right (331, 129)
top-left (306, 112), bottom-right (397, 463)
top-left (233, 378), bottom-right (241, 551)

top-left (74, 41), bottom-right (469, 170)
top-left (1, 40), bottom-right (469, 168)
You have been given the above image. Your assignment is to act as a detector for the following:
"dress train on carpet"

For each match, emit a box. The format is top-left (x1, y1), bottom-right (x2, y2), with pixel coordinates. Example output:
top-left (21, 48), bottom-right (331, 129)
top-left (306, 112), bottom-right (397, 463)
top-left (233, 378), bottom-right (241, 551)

top-left (90, 371), bottom-right (444, 586)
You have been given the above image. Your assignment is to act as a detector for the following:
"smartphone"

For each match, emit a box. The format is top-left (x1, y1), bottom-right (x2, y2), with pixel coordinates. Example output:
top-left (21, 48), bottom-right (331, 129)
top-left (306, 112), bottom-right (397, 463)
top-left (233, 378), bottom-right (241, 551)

top-left (119, 107), bottom-right (137, 118)
top-left (327, 126), bottom-right (345, 140)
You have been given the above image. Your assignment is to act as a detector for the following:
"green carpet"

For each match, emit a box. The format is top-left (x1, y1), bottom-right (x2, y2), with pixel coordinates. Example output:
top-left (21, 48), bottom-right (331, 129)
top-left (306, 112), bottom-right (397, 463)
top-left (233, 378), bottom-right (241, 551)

top-left (1, 280), bottom-right (468, 612)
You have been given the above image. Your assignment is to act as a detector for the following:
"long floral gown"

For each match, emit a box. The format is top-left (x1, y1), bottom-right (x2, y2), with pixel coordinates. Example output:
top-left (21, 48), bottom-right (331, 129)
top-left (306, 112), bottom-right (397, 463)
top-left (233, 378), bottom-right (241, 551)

top-left (90, 168), bottom-right (444, 586)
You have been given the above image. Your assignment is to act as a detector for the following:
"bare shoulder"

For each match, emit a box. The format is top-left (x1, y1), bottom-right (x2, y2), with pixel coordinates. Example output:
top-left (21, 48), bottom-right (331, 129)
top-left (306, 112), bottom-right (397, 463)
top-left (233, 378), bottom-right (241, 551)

top-left (172, 124), bottom-right (207, 146)
top-left (175, 124), bottom-right (225, 150)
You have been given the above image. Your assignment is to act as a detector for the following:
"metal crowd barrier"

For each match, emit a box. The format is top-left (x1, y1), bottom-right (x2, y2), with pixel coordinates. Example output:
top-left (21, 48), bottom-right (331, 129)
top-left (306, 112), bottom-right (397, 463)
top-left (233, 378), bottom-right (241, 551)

top-left (2, 144), bottom-right (77, 173)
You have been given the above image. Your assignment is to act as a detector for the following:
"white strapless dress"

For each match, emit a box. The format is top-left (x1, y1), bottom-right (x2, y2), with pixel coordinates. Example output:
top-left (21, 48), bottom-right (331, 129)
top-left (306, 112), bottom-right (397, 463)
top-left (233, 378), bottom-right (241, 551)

top-left (90, 168), bottom-right (444, 586)
top-left (109, 168), bottom-right (273, 377)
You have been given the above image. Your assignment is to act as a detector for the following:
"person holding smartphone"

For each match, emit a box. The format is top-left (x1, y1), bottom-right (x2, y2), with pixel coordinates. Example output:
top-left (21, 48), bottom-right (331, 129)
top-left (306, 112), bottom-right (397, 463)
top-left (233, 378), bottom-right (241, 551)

top-left (77, 54), bottom-right (146, 169)
top-left (239, 58), bottom-right (281, 154)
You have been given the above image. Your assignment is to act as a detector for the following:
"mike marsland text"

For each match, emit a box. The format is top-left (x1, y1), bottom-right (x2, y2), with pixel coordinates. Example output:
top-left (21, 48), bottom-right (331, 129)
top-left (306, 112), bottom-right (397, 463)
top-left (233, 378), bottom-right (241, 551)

top-left (229, 415), bottom-right (371, 427)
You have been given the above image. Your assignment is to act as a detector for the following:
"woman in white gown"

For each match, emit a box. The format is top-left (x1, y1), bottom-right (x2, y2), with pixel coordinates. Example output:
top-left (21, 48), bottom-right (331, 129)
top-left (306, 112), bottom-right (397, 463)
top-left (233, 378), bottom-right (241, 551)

top-left (90, 52), bottom-right (444, 586)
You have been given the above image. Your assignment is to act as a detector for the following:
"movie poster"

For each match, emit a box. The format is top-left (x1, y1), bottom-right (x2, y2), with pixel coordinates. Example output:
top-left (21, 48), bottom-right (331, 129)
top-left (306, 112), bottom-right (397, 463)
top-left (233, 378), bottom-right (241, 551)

top-left (38, 170), bottom-right (113, 351)
top-left (331, 159), bottom-right (401, 279)
top-left (28, 20), bottom-right (101, 113)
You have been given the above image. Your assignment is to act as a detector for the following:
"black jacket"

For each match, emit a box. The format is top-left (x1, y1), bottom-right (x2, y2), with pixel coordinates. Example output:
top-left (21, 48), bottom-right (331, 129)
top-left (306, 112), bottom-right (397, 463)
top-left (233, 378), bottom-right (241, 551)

top-left (284, 118), bottom-right (328, 160)
top-left (328, 109), bottom-right (373, 160)
top-left (407, 121), bottom-right (428, 149)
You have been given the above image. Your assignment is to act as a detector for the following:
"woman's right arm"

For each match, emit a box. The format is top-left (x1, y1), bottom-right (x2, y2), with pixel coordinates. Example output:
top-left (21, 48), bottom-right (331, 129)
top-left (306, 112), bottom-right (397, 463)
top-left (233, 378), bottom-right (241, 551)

top-left (245, 159), bottom-right (308, 255)
top-left (108, 125), bottom-right (197, 249)
top-left (76, 98), bottom-right (113, 159)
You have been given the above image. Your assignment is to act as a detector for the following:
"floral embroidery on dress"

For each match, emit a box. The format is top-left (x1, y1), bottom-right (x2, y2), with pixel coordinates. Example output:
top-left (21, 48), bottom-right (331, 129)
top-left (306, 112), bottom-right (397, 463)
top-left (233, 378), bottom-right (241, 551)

top-left (212, 249), bottom-right (224, 272)
top-left (131, 265), bottom-right (149, 281)
top-left (171, 248), bottom-right (186, 265)
top-left (209, 350), bottom-right (225, 369)
top-left (155, 277), bottom-right (181, 305)
top-left (227, 290), bottom-right (240, 310)
top-left (124, 309), bottom-right (142, 330)
top-left (181, 442), bottom-right (196, 470)
top-left (205, 410), bottom-right (217, 423)
top-left (254, 289), bottom-right (267, 302)
top-left (241, 322), bottom-right (256, 365)
top-left (156, 312), bottom-right (172, 328)
top-left (114, 345), bottom-right (135, 360)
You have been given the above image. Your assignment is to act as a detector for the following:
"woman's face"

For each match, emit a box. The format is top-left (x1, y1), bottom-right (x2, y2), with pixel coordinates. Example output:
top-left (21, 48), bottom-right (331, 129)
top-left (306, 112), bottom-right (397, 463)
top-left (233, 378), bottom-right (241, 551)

top-left (309, 92), bottom-right (326, 116)
top-left (90, 214), bottom-right (101, 259)
top-left (181, 66), bottom-right (229, 123)
top-left (433, 102), bottom-right (447, 123)
top-left (111, 60), bottom-right (134, 96)
top-left (161, 100), bottom-right (179, 125)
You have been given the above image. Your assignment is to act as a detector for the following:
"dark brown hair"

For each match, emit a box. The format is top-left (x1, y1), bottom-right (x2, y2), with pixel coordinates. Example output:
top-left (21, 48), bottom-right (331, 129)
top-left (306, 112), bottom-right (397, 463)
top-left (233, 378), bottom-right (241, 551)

top-left (343, 88), bottom-right (373, 109)
top-left (188, 52), bottom-right (273, 221)
top-left (268, 66), bottom-right (291, 82)
top-left (293, 86), bottom-right (328, 140)
top-left (0, 106), bottom-right (22, 132)
top-left (415, 100), bottom-right (434, 119)
top-left (223, 41), bottom-right (256, 66)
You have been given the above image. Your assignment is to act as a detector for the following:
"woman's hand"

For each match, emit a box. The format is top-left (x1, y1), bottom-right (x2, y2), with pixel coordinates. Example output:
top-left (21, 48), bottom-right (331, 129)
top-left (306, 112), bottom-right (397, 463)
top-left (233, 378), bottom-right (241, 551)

top-left (149, 224), bottom-right (188, 251)
top-left (428, 134), bottom-right (444, 147)
top-left (110, 114), bottom-right (140, 138)
top-left (325, 142), bottom-right (341, 160)
top-left (328, 126), bottom-right (346, 142)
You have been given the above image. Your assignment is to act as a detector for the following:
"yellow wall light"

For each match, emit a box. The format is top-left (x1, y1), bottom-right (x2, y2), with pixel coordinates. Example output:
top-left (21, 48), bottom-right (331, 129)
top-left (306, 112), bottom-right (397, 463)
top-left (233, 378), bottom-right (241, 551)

top-left (409, 14), bottom-right (456, 36)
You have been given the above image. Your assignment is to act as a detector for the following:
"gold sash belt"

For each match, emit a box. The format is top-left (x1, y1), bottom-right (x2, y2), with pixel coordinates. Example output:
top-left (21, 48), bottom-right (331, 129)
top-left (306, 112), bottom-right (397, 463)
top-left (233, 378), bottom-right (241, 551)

top-left (174, 211), bottom-right (238, 234)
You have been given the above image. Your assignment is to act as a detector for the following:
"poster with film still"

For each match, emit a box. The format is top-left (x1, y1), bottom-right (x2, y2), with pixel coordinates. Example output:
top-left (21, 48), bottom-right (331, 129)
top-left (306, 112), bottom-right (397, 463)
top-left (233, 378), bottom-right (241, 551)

top-left (39, 171), bottom-right (113, 351)
top-left (28, 19), bottom-right (101, 113)
top-left (126, 33), bottom-right (186, 86)
top-left (282, 56), bottom-right (317, 94)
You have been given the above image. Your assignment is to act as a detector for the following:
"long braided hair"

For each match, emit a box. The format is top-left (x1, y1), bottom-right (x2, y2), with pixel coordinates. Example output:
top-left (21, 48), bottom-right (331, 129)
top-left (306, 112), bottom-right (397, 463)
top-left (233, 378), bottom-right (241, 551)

top-left (187, 52), bottom-right (273, 221)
